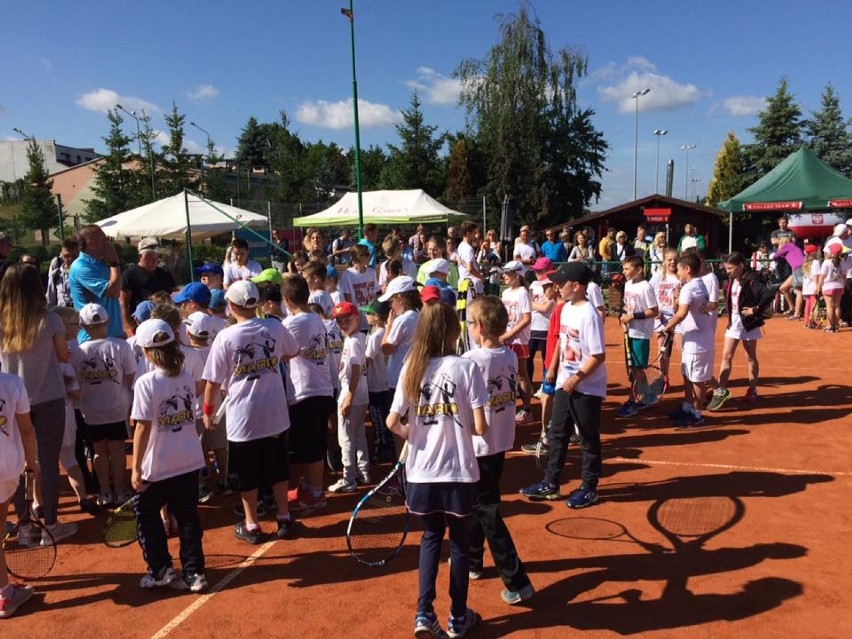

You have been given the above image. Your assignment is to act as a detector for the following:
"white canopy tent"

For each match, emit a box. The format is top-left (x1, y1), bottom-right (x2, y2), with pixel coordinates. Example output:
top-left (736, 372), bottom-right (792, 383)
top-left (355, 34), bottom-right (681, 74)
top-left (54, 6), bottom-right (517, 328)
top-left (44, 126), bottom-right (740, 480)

top-left (96, 191), bottom-right (268, 241)
top-left (292, 189), bottom-right (468, 227)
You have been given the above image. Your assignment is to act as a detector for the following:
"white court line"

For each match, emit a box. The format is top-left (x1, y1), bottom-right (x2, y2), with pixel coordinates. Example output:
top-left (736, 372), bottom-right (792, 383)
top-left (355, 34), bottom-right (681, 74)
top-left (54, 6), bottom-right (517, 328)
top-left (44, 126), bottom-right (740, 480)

top-left (611, 456), bottom-right (852, 477)
top-left (150, 539), bottom-right (277, 639)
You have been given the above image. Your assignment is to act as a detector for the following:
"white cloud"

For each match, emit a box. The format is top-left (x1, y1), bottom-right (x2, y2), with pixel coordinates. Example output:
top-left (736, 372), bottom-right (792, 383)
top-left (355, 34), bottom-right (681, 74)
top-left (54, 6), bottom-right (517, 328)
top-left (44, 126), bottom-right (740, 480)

top-left (625, 56), bottom-right (658, 73)
top-left (722, 96), bottom-right (767, 117)
top-left (405, 67), bottom-right (462, 106)
top-left (187, 84), bottom-right (219, 102)
top-left (295, 98), bottom-right (400, 130)
top-left (76, 88), bottom-right (160, 115)
top-left (599, 71), bottom-right (707, 113)
top-left (152, 130), bottom-right (170, 147)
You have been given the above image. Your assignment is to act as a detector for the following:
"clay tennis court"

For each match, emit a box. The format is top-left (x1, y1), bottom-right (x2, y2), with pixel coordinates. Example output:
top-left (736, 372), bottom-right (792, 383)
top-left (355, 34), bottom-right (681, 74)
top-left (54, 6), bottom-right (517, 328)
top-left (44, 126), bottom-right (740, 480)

top-left (4, 317), bottom-right (850, 638)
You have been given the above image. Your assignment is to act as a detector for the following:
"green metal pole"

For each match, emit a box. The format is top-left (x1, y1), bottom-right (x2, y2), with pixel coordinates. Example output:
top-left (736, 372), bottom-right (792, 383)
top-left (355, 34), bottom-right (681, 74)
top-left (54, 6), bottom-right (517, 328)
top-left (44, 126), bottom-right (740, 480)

top-left (56, 193), bottom-right (65, 242)
top-left (344, 1), bottom-right (364, 240)
top-left (183, 188), bottom-right (195, 282)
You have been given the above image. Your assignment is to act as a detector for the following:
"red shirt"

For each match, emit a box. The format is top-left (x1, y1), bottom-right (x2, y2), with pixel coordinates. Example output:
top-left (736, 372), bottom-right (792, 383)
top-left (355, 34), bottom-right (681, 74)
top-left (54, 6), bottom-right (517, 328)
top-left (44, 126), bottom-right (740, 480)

top-left (544, 302), bottom-right (565, 370)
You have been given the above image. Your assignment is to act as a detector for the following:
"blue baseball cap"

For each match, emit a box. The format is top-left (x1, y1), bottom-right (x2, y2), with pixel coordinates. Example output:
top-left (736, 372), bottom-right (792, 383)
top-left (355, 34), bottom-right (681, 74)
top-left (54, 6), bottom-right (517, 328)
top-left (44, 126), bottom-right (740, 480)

top-left (174, 282), bottom-right (212, 305)
top-left (209, 288), bottom-right (226, 310)
top-left (132, 300), bottom-right (155, 323)
top-left (195, 262), bottom-right (224, 277)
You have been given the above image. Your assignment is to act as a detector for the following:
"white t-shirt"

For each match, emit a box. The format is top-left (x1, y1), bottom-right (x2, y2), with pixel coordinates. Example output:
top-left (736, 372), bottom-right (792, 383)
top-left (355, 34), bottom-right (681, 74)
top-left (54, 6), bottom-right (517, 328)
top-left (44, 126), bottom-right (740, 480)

top-left (281, 312), bottom-right (334, 404)
top-left (555, 302), bottom-right (607, 398)
top-left (0, 373), bottom-right (31, 482)
top-left (324, 318), bottom-right (344, 391)
top-left (136, 343), bottom-right (205, 387)
top-left (390, 356), bottom-right (486, 483)
top-left (75, 337), bottom-right (136, 425)
top-left (386, 309), bottom-right (419, 388)
top-left (529, 280), bottom-right (553, 333)
top-left (203, 317), bottom-right (300, 441)
top-left (501, 286), bottom-right (532, 345)
top-left (456, 240), bottom-right (479, 282)
top-left (463, 346), bottom-right (517, 457)
top-left (223, 260), bottom-right (262, 287)
top-left (126, 334), bottom-right (143, 365)
top-left (378, 258), bottom-right (418, 289)
top-left (339, 333), bottom-right (369, 407)
top-left (513, 242), bottom-right (536, 265)
top-left (802, 259), bottom-right (820, 296)
top-left (820, 257), bottom-right (850, 293)
top-left (623, 279), bottom-right (657, 339)
top-left (341, 267), bottom-right (377, 331)
top-left (365, 327), bottom-right (388, 393)
top-left (309, 289), bottom-right (335, 317)
top-left (650, 272), bottom-right (681, 320)
top-left (131, 369), bottom-right (206, 482)
top-left (678, 278), bottom-right (715, 354)
top-left (587, 281), bottom-right (605, 310)
top-left (329, 289), bottom-right (345, 306)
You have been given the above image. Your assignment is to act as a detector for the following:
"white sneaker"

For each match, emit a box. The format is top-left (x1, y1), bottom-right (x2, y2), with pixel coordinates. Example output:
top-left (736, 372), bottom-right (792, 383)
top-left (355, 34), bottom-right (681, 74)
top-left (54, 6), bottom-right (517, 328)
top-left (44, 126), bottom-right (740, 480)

top-left (43, 521), bottom-right (78, 545)
top-left (327, 478), bottom-right (358, 493)
top-left (97, 491), bottom-right (115, 507)
top-left (533, 386), bottom-right (543, 399)
top-left (140, 566), bottom-right (179, 589)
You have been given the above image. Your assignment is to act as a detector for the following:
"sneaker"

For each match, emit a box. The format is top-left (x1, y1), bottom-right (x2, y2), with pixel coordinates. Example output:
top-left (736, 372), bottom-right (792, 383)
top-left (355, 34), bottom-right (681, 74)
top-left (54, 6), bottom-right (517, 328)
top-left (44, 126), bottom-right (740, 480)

top-left (234, 520), bottom-right (263, 544)
top-left (414, 612), bottom-right (447, 639)
top-left (328, 478), bottom-right (358, 493)
top-left (140, 566), bottom-right (179, 589)
top-left (97, 491), bottom-right (115, 508)
top-left (514, 409), bottom-right (534, 425)
top-left (705, 388), bottom-right (731, 411)
top-left (233, 502), bottom-right (266, 519)
top-left (519, 480), bottom-right (561, 501)
top-left (533, 386), bottom-right (543, 399)
top-left (198, 485), bottom-right (213, 504)
top-left (568, 431), bottom-right (580, 445)
top-left (79, 498), bottom-right (99, 515)
top-left (468, 569), bottom-right (483, 580)
top-left (0, 583), bottom-right (34, 618)
top-left (170, 572), bottom-right (209, 593)
top-left (501, 582), bottom-right (536, 605)
top-left (447, 608), bottom-right (478, 638)
top-left (675, 412), bottom-right (707, 429)
top-left (357, 470), bottom-right (371, 485)
top-left (744, 387), bottom-right (759, 403)
top-left (616, 400), bottom-right (638, 417)
top-left (566, 485), bottom-right (599, 509)
top-left (520, 440), bottom-right (549, 455)
top-left (43, 521), bottom-right (78, 545)
top-left (275, 517), bottom-right (301, 540)
top-left (289, 487), bottom-right (328, 513)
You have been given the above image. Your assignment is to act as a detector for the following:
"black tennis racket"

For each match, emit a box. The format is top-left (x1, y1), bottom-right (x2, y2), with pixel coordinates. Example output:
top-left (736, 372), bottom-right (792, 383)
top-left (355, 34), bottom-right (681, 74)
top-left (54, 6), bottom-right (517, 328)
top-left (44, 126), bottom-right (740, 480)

top-left (103, 493), bottom-right (140, 548)
top-left (633, 331), bottom-right (674, 405)
top-left (621, 314), bottom-right (635, 385)
top-left (3, 472), bottom-right (56, 579)
top-left (346, 442), bottom-right (410, 567)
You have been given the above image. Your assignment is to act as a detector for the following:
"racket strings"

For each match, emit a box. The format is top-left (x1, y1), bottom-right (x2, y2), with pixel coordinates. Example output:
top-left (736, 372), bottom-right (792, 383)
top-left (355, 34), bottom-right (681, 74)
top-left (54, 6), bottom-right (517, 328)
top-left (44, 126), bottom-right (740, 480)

top-left (4, 522), bottom-right (56, 579)
top-left (656, 498), bottom-right (738, 538)
top-left (104, 506), bottom-right (139, 547)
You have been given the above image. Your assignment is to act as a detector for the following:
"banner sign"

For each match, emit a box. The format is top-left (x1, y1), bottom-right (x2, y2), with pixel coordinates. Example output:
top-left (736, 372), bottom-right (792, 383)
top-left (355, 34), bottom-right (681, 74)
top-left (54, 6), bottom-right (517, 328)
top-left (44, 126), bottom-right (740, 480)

top-left (643, 208), bottom-right (671, 223)
top-left (743, 201), bottom-right (802, 212)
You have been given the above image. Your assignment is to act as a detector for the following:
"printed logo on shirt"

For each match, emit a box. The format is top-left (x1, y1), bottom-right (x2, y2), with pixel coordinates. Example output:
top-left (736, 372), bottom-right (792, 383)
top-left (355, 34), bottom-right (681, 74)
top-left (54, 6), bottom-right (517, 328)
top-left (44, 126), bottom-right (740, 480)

top-left (417, 372), bottom-right (463, 428)
top-left (79, 355), bottom-right (120, 384)
top-left (301, 332), bottom-right (329, 365)
top-left (485, 371), bottom-right (516, 413)
top-left (351, 281), bottom-right (374, 305)
top-left (157, 385), bottom-right (195, 432)
top-left (327, 328), bottom-right (344, 354)
top-left (0, 398), bottom-right (7, 435)
top-left (559, 325), bottom-right (582, 374)
top-left (232, 330), bottom-right (281, 379)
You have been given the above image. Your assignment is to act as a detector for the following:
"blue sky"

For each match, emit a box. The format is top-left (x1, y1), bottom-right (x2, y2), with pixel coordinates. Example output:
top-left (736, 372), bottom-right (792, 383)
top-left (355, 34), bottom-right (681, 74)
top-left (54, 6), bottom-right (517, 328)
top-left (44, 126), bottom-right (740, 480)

top-left (2, 0), bottom-right (850, 210)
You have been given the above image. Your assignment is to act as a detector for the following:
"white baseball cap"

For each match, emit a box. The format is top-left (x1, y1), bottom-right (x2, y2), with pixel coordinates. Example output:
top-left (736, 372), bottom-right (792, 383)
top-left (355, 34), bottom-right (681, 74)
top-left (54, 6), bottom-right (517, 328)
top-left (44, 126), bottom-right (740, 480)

top-left (224, 280), bottom-right (260, 309)
top-left (138, 237), bottom-right (160, 253)
top-left (422, 258), bottom-right (450, 276)
top-left (186, 313), bottom-right (217, 339)
top-left (135, 319), bottom-right (175, 348)
top-left (500, 260), bottom-right (524, 274)
top-left (79, 303), bottom-right (110, 326)
top-left (833, 223), bottom-right (847, 235)
top-left (378, 275), bottom-right (417, 302)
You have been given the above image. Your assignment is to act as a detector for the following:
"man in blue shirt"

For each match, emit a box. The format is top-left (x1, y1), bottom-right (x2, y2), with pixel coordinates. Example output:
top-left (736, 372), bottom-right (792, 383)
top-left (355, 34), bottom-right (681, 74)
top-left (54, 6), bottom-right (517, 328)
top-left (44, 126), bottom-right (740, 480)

top-left (541, 228), bottom-right (567, 262)
top-left (358, 223), bottom-right (379, 268)
top-left (68, 225), bottom-right (123, 341)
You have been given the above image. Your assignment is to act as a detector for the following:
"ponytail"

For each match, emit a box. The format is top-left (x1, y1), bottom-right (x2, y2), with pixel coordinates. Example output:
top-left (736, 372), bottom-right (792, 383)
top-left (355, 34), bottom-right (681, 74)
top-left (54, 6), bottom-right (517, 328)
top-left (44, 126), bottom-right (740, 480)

top-left (145, 340), bottom-right (185, 377)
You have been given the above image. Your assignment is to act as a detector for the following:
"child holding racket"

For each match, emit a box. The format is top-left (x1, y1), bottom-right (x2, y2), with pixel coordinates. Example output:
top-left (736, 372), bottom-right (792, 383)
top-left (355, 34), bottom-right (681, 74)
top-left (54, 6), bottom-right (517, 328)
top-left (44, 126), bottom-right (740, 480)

top-left (463, 295), bottom-right (535, 606)
top-left (130, 319), bottom-right (207, 591)
top-left (649, 248), bottom-right (680, 379)
top-left (0, 372), bottom-right (37, 618)
top-left (386, 301), bottom-right (488, 639)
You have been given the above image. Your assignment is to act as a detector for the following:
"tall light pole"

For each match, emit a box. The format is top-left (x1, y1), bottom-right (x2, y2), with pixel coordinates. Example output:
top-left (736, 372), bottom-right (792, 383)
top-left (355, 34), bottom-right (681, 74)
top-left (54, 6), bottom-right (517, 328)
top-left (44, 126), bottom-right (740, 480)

top-left (190, 121), bottom-right (212, 194)
top-left (680, 144), bottom-right (696, 200)
top-left (341, 1), bottom-right (364, 239)
top-left (653, 129), bottom-right (668, 195)
top-left (631, 88), bottom-right (651, 201)
top-left (116, 103), bottom-right (156, 202)
top-left (691, 177), bottom-right (702, 202)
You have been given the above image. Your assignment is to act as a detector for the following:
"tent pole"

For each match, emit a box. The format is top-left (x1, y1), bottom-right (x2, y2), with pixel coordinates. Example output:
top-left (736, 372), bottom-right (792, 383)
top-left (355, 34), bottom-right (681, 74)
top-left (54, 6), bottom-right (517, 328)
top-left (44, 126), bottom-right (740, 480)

top-left (267, 201), bottom-right (274, 264)
top-left (184, 189), bottom-right (195, 282)
top-left (728, 211), bottom-right (734, 254)
top-left (482, 195), bottom-right (486, 234)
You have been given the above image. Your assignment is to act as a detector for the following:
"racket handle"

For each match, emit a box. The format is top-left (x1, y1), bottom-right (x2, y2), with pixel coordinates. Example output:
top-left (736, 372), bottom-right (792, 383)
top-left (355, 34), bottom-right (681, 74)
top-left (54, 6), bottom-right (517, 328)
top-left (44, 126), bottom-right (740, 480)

top-left (24, 470), bottom-right (35, 501)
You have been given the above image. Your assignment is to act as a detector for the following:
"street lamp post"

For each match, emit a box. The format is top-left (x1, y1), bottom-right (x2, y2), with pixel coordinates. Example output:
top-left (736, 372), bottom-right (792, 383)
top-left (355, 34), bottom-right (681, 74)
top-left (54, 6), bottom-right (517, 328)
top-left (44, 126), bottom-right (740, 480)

top-left (653, 129), bottom-right (668, 194)
top-left (341, 1), bottom-right (364, 240)
top-left (680, 144), bottom-right (696, 200)
top-left (631, 88), bottom-right (651, 201)
top-left (190, 121), bottom-right (212, 194)
top-left (116, 103), bottom-right (156, 202)
top-left (691, 177), bottom-right (702, 202)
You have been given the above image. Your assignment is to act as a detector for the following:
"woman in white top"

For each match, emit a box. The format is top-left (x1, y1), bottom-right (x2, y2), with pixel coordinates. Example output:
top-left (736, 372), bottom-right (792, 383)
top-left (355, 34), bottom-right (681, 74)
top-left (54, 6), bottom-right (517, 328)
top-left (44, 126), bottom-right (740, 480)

top-left (387, 301), bottom-right (487, 639)
top-left (647, 232), bottom-right (667, 276)
top-left (567, 231), bottom-right (595, 264)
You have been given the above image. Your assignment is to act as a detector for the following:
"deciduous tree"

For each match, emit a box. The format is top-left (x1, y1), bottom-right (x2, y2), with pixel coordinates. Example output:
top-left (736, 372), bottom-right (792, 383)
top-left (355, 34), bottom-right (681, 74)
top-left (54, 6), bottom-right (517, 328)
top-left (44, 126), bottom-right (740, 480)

top-left (706, 132), bottom-right (748, 207)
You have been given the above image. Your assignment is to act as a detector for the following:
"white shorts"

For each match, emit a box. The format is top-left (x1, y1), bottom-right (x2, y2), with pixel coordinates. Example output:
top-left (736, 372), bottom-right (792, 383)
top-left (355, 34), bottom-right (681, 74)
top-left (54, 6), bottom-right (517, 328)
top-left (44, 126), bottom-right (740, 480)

top-left (725, 326), bottom-right (762, 341)
top-left (0, 476), bottom-right (19, 503)
top-left (681, 350), bottom-right (713, 383)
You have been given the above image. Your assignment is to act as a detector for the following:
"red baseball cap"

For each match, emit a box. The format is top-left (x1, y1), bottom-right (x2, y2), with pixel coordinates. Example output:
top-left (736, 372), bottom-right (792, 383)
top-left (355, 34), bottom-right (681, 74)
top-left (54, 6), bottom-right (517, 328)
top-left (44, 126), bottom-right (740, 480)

top-left (331, 301), bottom-right (360, 318)
top-left (805, 243), bottom-right (819, 255)
top-left (532, 257), bottom-right (553, 271)
top-left (420, 285), bottom-right (441, 304)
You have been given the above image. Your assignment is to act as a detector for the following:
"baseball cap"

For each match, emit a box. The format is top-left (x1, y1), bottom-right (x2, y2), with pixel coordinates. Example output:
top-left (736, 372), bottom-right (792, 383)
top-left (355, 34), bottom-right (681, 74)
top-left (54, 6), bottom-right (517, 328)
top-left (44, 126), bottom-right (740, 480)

top-left (805, 243), bottom-right (819, 255)
top-left (359, 299), bottom-right (391, 319)
top-left (421, 285), bottom-right (441, 304)
top-left (846, 218), bottom-right (852, 227)
top-left (209, 289), bottom-right (226, 310)
top-left (378, 275), bottom-right (417, 302)
top-left (828, 243), bottom-right (844, 256)
top-left (548, 262), bottom-right (592, 286)
top-left (186, 313), bottom-right (217, 339)
top-left (174, 282), bottom-right (212, 305)
top-left (833, 223), bottom-right (847, 235)
top-left (138, 237), bottom-right (160, 254)
top-left (501, 260), bottom-right (524, 274)
top-left (132, 300), bottom-right (155, 323)
top-left (135, 319), bottom-right (174, 348)
top-left (224, 280), bottom-right (260, 309)
top-left (251, 268), bottom-right (284, 286)
top-left (422, 258), bottom-right (450, 275)
top-left (532, 257), bottom-right (553, 271)
top-left (196, 262), bottom-right (224, 277)
top-left (80, 303), bottom-right (110, 326)
top-left (331, 301), bottom-right (360, 319)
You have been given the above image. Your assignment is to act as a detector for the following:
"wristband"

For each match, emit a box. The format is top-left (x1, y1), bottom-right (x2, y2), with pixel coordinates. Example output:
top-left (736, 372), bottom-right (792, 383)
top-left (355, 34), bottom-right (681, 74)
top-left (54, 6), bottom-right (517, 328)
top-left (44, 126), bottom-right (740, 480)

top-left (633, 311), bottom-right (644, 320)
top-left (202, 403), bottom-right (216, 417)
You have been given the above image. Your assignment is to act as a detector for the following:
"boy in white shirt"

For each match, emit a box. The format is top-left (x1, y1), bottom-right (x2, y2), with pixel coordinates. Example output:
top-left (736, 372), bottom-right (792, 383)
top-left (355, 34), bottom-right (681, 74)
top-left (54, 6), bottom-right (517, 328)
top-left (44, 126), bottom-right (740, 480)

top-left (616, 256), bottom-right (659, 417)
top-left (362, 300), bottom-right (393, 462)
top-left (303, 262), bottom-right (335, 317)
top-left (499, 261), bottom-right (534, 424)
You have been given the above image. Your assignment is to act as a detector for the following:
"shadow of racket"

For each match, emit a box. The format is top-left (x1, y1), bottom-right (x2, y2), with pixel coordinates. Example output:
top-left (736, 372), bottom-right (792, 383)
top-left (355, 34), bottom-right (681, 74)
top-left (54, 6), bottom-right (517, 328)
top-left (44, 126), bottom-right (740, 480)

top-left (648, 495), bottom-right (744, 550)
top-left (546, 516), bottom-right (668, 554)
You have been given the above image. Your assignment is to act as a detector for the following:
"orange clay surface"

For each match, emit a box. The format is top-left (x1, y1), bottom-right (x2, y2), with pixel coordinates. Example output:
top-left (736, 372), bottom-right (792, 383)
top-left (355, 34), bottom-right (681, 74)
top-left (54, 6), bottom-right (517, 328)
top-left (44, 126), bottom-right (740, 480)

top-left (3, 317), bottom-right (851, 638)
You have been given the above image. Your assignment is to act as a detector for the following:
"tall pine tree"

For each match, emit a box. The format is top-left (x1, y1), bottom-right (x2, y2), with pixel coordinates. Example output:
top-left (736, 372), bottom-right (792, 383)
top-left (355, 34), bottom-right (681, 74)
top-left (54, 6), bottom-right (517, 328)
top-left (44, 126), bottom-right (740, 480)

top-left (85, 109), bottom-right (140, 221)
top-left (804, 84), bottom-right (852, 176)
top-left (158, 102), bottom-right (198, 196)
top-left (19, 139), bottom-right (56, 245)
top-left (743, 77), bottom-right (803, 183)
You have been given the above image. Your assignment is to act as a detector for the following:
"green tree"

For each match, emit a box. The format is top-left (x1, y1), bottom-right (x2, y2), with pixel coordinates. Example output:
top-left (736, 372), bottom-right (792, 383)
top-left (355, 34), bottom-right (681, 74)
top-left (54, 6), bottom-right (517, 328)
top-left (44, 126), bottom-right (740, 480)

top-left (744, 77), bottom-right (803, 183)
top-left (353, 145), bottom-right (387, 192)
top-left (19, 138), bottom-right (56, 245)
top-left (444, 136), bottom-right (474, 201)
top-left (158, 102), bottom-right (198, 196)
top-left (804, 84), bottom-right (852, 176)
top-left (301, 140), bottom-right (349, 203)
top-left (262, 112), bottom-right (307, 202)
top-left (235, 116), bottom-right (269, 170)
top-left (706, 132), bottom-right (748, 207)
top-left (455, 2), bottom-right (606, 226)
top-left (201, 136), bottom-right (230, 202)
top-left (85, 109), bottom-right (141, 221)
top-left (381, 92), bottom-right (446, 196)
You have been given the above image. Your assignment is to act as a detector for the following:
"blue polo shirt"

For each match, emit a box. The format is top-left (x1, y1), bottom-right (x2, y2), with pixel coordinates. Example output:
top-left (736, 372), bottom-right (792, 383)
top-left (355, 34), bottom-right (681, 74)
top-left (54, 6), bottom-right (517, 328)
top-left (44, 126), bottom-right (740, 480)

top-left (68, 251), bottom-right (123, 342)
top-left (358, 238), bottom-right (377, 268)
top-left (541, 240), bottom-right (567, 262)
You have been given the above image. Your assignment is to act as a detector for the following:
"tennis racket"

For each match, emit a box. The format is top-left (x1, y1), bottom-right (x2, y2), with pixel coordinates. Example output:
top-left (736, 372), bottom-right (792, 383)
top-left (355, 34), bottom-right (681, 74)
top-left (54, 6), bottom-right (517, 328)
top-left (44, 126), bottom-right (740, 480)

top-left (621, 313), bottom-right (635, 385)
top-left (103, 493), bottom-right (141, 548)
top-left (3, 472), bottom-right (56, 579)
top-left (346, 442), bottom-right (410, 567)
top-left (632, 331), bottom-right (674, 405)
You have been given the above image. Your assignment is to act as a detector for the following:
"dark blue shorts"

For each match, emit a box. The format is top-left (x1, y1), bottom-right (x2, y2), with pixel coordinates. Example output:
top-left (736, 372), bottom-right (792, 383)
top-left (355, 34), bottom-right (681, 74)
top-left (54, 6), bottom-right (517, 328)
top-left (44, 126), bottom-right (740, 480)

top-left (406, 481), bottom-right (478, 518)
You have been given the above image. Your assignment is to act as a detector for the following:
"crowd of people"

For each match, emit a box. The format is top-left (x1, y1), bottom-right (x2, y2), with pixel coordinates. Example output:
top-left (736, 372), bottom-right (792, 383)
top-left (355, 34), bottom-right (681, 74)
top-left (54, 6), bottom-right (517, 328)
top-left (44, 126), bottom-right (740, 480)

top-left (0, 214), bottom-right (848, 635)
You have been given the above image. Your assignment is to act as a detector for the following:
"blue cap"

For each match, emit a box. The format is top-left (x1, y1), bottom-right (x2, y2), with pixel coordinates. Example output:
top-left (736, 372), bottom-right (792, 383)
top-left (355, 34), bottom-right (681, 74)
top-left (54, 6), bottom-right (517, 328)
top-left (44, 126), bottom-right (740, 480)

top-left (195, 262), bottom-right (224, 277)
top-left (209, 288), bottom-right (226, 310)
top-left (132, 300), bottom-right (155, 323)
top-left (326, 265), bottom-right (339, 280)
top-left (174, 282), bottom-right (212, 305)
